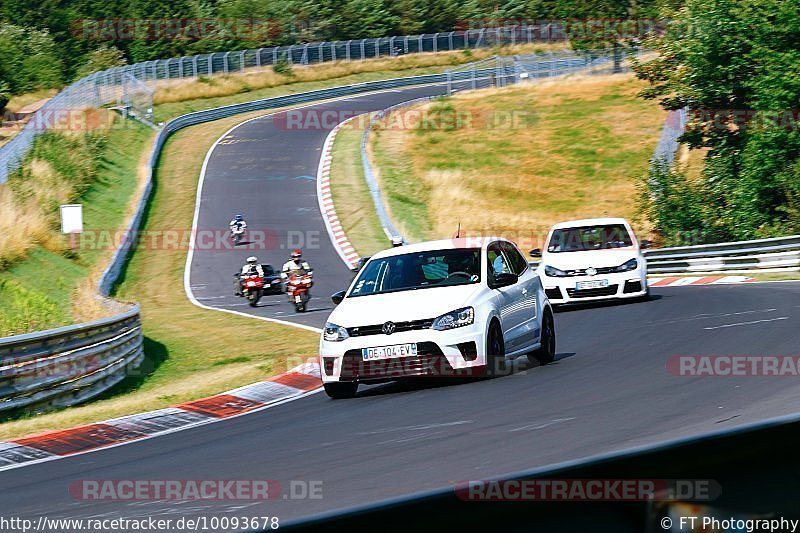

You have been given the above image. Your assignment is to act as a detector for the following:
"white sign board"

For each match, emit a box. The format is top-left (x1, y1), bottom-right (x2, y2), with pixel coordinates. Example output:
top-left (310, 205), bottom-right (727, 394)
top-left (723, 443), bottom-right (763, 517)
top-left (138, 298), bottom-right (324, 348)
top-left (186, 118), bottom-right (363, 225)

top-left (60, 204), bottom-right (83, 234)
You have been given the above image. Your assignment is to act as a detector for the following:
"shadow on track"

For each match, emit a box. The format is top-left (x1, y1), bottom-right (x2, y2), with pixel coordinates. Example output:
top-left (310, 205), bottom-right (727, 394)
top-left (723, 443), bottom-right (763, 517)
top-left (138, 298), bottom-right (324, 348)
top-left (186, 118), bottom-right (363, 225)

top-left (553, 294), bottom-right (662, 313)
top-left (352, 351), bottom-right (577, 399)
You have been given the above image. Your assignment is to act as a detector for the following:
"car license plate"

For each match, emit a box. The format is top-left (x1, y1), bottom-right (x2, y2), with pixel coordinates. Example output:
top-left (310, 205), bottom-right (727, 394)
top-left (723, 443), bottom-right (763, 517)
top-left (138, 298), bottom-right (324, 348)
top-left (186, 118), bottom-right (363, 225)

top-left (576, 279), bottom-right (609, 290)
top-left (362, 343), bottom-right (418, 361)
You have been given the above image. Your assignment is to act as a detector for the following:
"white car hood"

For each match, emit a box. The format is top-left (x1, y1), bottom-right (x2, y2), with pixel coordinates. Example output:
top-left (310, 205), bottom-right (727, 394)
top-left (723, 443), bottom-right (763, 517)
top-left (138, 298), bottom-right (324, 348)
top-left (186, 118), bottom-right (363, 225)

top-left (329, 283), bottom-right (483, 327)
top-left (541, 248), bottom-right (640, 270)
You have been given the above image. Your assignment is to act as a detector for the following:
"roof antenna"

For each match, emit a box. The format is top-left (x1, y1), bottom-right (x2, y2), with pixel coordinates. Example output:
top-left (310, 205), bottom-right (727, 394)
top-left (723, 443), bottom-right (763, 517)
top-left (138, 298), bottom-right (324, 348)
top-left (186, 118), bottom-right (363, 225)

top-left (456, 222), bottom-right (461, 238)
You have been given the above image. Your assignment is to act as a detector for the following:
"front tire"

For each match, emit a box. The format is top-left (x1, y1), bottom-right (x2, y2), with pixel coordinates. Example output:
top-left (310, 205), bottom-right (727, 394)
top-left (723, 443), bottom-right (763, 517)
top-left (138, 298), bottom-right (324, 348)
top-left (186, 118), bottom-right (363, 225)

top-left (324, 382), bottom-right (358, 399)
top-left (485, 320), bottom-right (505, 377)
top-left (530, 309), bottom-right (555, 365)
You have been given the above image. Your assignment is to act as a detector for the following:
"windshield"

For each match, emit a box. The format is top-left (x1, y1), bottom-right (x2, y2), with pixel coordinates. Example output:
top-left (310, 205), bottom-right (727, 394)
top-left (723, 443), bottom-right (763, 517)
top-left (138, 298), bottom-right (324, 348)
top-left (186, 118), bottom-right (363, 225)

top-left (348, 248), bottom-right (481, 297)
top-left (547, 224), bottom-right (633, 253)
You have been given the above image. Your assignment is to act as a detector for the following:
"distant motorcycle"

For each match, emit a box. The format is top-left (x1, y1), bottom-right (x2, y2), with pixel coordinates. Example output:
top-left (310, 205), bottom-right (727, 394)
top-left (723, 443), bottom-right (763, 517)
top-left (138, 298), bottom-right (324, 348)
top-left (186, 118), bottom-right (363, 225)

top-left (230, 225), bottom-right (245, 246)
top-left (240, 274), bottom-right (265, 307)
top-left (286, 273), bottom-right (313, 312)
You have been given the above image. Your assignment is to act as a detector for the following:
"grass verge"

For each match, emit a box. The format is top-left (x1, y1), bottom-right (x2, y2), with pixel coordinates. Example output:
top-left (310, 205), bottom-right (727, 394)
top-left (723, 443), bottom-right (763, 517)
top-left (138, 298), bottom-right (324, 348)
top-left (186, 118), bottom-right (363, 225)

top-left (0, 116), bottom-right (154, 336)
top-left (366, 73), bottom-right (666, 251)
top-left (329, 117), bottom-right (389, 256)
top-left (0, 107), bottom-right (319, 440)
top-left (152, 43), bottom-right (567, 122)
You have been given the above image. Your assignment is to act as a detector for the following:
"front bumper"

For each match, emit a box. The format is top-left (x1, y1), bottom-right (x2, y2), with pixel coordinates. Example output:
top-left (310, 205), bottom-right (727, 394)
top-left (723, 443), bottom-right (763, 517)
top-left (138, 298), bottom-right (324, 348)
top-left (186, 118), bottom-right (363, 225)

top-left (542, 271), bottom-right (647, 304)
top-left (319, 324), bottom-right (487, 384)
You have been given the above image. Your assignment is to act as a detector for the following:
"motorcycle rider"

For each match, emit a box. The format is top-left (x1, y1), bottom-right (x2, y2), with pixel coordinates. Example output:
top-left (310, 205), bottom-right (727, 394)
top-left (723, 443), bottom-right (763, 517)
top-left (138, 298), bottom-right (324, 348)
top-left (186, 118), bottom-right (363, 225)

top-left (229, 213), bottom-right (247, 237)
top-left (234, 256), bottom-right (265, 296)
top-left (282, 250), bottom-right (313, 298)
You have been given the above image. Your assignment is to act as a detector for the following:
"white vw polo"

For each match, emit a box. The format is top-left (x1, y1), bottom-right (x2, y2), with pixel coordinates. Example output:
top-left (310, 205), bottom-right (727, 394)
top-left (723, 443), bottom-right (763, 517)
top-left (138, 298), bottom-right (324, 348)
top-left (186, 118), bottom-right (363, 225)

top-left (534, 218), bottom-right (649, 305)
top-left (319, 238), bottom-right (555, 399)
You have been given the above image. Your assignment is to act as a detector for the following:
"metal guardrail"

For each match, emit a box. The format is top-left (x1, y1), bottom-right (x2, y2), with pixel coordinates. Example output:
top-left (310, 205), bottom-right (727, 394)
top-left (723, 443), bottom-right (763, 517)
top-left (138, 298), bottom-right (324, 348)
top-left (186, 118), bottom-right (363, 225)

top-left (361, 49), bottom-right (644, 246)
top-left (644, 235), bottom-right (800, 274)
top-left (3, 71), bottom-right (468, 416)
top-left (0, 306), bottom-right (143, 413)
top-left (0, 25), bottom-right (564, 185)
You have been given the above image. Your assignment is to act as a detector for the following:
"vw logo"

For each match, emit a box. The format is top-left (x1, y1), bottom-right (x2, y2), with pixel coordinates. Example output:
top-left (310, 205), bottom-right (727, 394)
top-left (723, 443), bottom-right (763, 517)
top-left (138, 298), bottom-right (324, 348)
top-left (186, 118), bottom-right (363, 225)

top-left (586, 267), bottom-right (597, 277)
top-left (382, 321), bottom-right (396, 335)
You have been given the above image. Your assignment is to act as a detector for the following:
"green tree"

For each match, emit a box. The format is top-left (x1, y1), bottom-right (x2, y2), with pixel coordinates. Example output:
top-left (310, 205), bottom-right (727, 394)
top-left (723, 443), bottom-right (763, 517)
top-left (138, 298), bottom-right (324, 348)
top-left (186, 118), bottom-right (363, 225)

top-left (75, 45), bottom-right (127, 79)
top-left (0, 23), bottom-right (63, 93)
top-left (635, 0), bottom-right (800, 240)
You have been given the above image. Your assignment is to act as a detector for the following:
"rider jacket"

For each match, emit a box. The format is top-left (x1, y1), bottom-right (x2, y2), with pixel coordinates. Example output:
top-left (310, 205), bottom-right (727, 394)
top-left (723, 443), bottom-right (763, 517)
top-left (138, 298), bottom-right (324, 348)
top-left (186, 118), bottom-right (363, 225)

top-left (281, 260), bottom-right (312, 279)
top-left (241, 264), bottom-right (265, 277)
top-left (230, 219), bottom-right (247, 231)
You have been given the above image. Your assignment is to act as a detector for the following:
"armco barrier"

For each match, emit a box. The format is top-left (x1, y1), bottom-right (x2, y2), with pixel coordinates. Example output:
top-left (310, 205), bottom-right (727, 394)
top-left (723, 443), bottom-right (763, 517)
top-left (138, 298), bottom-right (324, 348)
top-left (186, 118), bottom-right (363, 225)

top-left (0, 306), bottom-right (143, 413)
top-left (644, 235), bottom-right (800, 274)
top-left (1, 71), bottom-right (496, 415)
top-left (0, 25), bottom-right (575, 185)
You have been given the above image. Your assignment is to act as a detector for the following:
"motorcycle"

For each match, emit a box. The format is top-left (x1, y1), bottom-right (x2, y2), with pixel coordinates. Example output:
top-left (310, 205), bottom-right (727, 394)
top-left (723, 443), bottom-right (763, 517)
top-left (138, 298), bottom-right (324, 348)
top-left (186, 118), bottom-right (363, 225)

top-left (240, 273), bottom-right (265, 307)
top-left (286, 273), bottom-right (313, 312)
top-left (230, 225), bottom-right (245, 246)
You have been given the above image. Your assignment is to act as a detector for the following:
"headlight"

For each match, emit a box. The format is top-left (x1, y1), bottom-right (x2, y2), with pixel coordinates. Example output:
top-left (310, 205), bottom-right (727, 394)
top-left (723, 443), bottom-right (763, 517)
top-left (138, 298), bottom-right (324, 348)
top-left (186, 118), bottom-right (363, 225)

top-left (616, 258), bottom-right (638, 272)
top-left (323, 322), bottom-right (349, 342)
top-left (431, 307), bottom-right (474, 331)
top-left (544, 265), bottom-right (568, 277)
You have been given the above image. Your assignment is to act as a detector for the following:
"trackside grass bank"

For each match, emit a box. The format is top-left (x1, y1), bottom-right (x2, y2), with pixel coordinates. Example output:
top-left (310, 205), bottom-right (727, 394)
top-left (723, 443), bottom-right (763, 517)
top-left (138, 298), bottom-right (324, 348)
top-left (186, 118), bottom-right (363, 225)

top-left (0, 107), bottom-right (319, 440)
top-left (0, 116), bottom-right (153, 336)
top-left (152, 43), bottom-right (567, 122)
top-left (363, 74), bottom-right (666, 252)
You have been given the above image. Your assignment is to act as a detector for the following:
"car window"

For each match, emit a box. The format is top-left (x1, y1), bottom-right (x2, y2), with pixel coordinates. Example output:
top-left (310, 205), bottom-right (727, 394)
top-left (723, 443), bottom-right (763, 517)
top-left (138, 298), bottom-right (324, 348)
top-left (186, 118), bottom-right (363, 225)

top-left (487, 242), bottom-right (511, 276)
top-left (349, 248), bottom-right (481, 297)
top-left (547, 224), bottom-right (633, 253)
top-left (500, 242), bottom-right (528, 275)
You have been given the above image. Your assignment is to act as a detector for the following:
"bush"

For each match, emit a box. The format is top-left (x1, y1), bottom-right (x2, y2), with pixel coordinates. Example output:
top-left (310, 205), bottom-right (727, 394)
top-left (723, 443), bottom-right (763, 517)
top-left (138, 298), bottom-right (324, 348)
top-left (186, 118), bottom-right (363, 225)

top-left (272, 57), bottom-right (294, 77)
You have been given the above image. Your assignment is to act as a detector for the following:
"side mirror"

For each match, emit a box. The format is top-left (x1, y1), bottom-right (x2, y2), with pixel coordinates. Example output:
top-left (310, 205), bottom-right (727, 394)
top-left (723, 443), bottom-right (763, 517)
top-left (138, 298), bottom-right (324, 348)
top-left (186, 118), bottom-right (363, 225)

top-left (529, 248), bottom-right (542, 258)
top-left (491, 272), bottom-right (518, 289)
top-left (640, 240), bottom-right (652, 249)
top-left (331, 290), bottom-right (346, 305)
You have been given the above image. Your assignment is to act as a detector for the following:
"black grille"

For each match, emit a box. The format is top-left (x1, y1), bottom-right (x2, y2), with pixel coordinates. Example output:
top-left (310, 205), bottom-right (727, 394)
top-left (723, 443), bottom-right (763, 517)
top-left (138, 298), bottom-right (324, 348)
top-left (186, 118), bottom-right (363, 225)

top-left (566, 284), bottom-right (619, 298)
top-left (623, 280), bottom-right (643, 293)
top-left (323, 357), bottom-right (335, 376)
top-left (545, 288), bottom-right (563, 300)
top-left (552, 266), bottom-right (620, 277)
top-left (340, 342), bottom-right (465, 380)
top-left (457, 342), bottom-right (478, 361)
top-left (347, 318), bottom-right (433, 337)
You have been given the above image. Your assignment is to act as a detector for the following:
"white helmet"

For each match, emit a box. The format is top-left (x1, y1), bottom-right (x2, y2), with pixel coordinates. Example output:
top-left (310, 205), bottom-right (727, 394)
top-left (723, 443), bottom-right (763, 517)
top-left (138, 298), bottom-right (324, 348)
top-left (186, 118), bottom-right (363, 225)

top-left (246, 256), bottom-right (258, 264)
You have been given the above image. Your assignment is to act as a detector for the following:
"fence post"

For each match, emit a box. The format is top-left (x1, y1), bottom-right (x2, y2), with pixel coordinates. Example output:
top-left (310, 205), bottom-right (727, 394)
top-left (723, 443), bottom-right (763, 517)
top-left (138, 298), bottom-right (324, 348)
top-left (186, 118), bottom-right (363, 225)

top-left (360, 39), bottom-right (366, 60)
top-left (433, 33), bottom-right (438, 52)
top-left (178, 57), bottom-right (184, 78)
top-left (403, 36), bottom-right (409, 54)
top-left (346, 40), bottom-right (352, 61)
top-left (448, 31), bottom-right (454, 51)
top-left (331, 42), bottom-right (336, 61)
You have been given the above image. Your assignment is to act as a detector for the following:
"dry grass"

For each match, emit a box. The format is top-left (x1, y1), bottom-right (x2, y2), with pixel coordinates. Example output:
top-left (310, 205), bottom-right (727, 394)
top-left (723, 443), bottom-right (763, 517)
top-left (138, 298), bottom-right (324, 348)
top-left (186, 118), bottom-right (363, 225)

top-left (328, 115), bottom-right (390, 256)
top-left (154, 43), bottom-right (568, 105)
top-left (368, 74), bottom-right (666, 251)
top-left (0, 106), bottom-right (320, 440)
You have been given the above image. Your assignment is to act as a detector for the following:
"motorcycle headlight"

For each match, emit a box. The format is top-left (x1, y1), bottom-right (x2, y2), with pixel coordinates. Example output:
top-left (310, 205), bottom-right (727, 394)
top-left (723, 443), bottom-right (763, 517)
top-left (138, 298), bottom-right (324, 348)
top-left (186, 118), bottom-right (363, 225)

top-left (544, 265), bottom-right (568, 277)
top-left (324, 322), bottom-right (349, 342)
top-left (616, 258), bottom-right (638, 272)
top-left (431, 307), bottom-right (474, 331)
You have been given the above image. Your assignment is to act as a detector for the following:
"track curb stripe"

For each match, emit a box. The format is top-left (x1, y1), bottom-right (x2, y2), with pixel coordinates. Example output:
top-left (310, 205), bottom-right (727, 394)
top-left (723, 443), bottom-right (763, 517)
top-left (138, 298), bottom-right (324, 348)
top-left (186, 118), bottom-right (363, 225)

top-left (647, 275), bottom-right (754, 287)
top-left (316, 116), bottom-right (362, 270)
top-left (0, 361), bottom-right (321, 471)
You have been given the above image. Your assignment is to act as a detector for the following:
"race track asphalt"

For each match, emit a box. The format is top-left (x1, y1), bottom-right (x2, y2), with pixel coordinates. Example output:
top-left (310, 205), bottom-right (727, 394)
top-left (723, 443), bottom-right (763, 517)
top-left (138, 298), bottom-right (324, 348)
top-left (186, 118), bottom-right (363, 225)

top-left (187, 81), bottom-right (484, 328)
top-left (1, 282), bottom-right (799, 526)
top-left (2, 82), bottom-right (799, 529)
